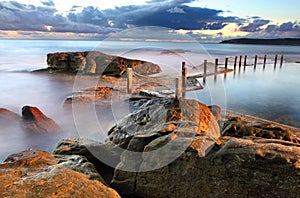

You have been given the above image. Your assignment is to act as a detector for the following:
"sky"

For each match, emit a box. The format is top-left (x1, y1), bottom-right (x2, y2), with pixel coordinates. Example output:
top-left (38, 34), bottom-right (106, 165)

top-left (0, 0), bottom-right (299, 42)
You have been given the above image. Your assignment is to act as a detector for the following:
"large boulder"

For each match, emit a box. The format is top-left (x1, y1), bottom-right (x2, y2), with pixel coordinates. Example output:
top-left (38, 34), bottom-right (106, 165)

top-left (0, 149), bottom-right (120, 197)
top-left (47, 51), bottom-right (162, 76)
top-left (107, 98), bottom-right (221, 195)
top-left (21, 106), bottom-right (61, 133)
top-left (124, 137), bottom-right (300, 198)
top-left (107, 98), bottom-right (220, 149)
top-left (53, 138), bottom-right (123, 184)
top-left (107, 104), bottom-right (300, 197)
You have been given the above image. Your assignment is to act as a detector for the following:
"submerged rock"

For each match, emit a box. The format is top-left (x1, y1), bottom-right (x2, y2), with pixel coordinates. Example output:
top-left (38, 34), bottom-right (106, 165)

top-left (0, 108), bottom-right (20, 123)
top-left (47, 51), bottom-right (162, 76)
top-left (0, 149), bottom-right (120, 197)
top-left (64, 86), bottom-right (117, 108)
top-left (21, 106), bottom-right (61, 133)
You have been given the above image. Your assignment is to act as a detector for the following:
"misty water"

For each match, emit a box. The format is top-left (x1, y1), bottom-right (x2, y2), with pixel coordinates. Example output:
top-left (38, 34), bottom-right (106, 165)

top-left (0, 39), bottom-right (300, 161)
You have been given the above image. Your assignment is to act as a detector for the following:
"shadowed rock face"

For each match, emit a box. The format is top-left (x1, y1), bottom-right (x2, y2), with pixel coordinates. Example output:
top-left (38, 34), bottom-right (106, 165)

top-left (0, 149), bottom-right (121, 198)
top-left (21, 106), bottom-right (61, 133)
top-left (47, 51), bottom-right (162, 76)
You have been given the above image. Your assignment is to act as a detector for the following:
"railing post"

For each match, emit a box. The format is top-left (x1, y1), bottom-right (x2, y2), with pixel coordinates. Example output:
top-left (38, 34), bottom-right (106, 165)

top-left (274, 54), bottom-right (278, 68)
top-left (239, 55), bottom-right (242, 67)
top-left (182, 62), bottom-right (187, 98)
top-left (244, 55), bottom-right (247, 67)
top-left (204, 60), bottom-right (207, 75)
top-left (263, 55), bottom-right (267, 69)
top-left (280, 53), bottom-right (284, 67)
top-left (175, 78), bottom-right (182, 99)
top-left (127, 68), bottom-right (133, 94)
top-left (234, 56), bottom-right (238, 70)
top-left (215, 58), bottom-right (218, 73)
top-left (254, 55), bottom-right (258, 69)
top-left (225, 57), bottom-right (228, 70)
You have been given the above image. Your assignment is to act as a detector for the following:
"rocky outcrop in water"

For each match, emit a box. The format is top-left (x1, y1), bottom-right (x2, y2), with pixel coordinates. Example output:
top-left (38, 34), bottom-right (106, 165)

top-left (0, 149), bottom-right (120, 197)
top-left (0, 106), bottom-right (61, 134)
top-left (47, 51), bottom-right (162, 76)
top-left (21, 106), bottom-right (61, 133)
top-left (0, 108), bottom-right (20, 123)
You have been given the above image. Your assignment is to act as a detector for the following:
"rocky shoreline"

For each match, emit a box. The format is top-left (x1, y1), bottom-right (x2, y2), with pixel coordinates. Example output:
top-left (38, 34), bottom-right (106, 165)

top-left (1, 51), bottom-right (300, 197)
top-left (1, 96), bottom-right (300, 197)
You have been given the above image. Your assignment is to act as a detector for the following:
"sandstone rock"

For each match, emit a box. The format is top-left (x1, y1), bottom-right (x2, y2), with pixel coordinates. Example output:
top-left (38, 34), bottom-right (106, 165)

top-left (111, 136), bottom-right (300, 197)
top-left (53, 138), bottom-right (122, 184)
top-left (107, 98), bottom-right (220, 149)
top-left (55, 154), bottom-right (106, 183)
top-left (208, 105), bottom-right (222, 121)
top-left (0, 149), bottom-right (120, 197)
top-left (108, 98), bottom-right (221, 196)
top-left (222, 118), bottom-right (299, 143)
top-left (47, 51), bottom-right (162, 76)
top-left (64, 86), bottom-right (115, 108)
top-left (21, 106), bottom-right (61, 133)
top-left (0, 108), bottom-right (20, 123)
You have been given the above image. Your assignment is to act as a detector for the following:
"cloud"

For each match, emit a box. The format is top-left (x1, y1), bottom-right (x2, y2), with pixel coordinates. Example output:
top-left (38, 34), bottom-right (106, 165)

top-left (67, 6), bottom-right (109, 26)
top-left (167, 7), bottom-right (185, 14)
top-left (0, 0), bottom-right (298, 41)
top-left (0, 1), bottom-right (117, 35)
top-left (40, 0), bottom-right (54, 7)
top-left (239, 19), bottom-right (270, 32)
top-left (247, 21), bottom-right (300, 38)
top-left (103, 4), bottom-right (241, 30)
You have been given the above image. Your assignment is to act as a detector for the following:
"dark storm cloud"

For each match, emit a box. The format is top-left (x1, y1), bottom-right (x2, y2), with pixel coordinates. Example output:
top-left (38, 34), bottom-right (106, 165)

top-left (0, 1), bottom-right (117, 34)
top-left (40, 0), bottom-right (54, 7)
top-left (239, 19), bottom-right (270, 32)
top-left (67, 6), bottom-right (109, 26)
top-left (103, 4), bottom-right (241, 30)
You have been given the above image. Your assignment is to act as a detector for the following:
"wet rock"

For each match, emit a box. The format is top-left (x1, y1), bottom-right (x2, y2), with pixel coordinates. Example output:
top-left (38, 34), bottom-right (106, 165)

top-left (222, 118), bottom-right (299, 143)
top-left (64, 86), bottom-right (116, 108)
top-left (0, 149), bottom-right (120, 197)
top-left (208, 105), bottom-right (222, 121)
top-left (47, 51), bottom-right (162, 76)
top-left (107, 98), bottom-right (220, 149)
top-left (108, 98), bottom-right (221, 196)
top-left (55, 155), bottom-right (106, 183)
top-left (21, 106), bottom-right (61, 133)
top-left (53, 138), bottom-right (122, 184)
top-left (111, 136), bottom-right (300, 197)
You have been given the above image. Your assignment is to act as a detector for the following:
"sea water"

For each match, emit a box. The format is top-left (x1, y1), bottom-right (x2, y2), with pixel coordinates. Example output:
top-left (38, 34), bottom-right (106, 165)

top-left (0, 39), bottom-right (300, 161)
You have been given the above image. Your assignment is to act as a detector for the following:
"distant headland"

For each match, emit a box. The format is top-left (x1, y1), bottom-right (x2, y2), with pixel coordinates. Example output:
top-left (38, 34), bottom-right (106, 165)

top-left (220, 38), bottom-right (300, 46)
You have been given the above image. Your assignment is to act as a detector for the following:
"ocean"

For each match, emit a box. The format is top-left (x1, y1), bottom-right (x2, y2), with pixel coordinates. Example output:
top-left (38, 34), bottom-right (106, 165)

top-left (0, 39), bottom-right (300, 161)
